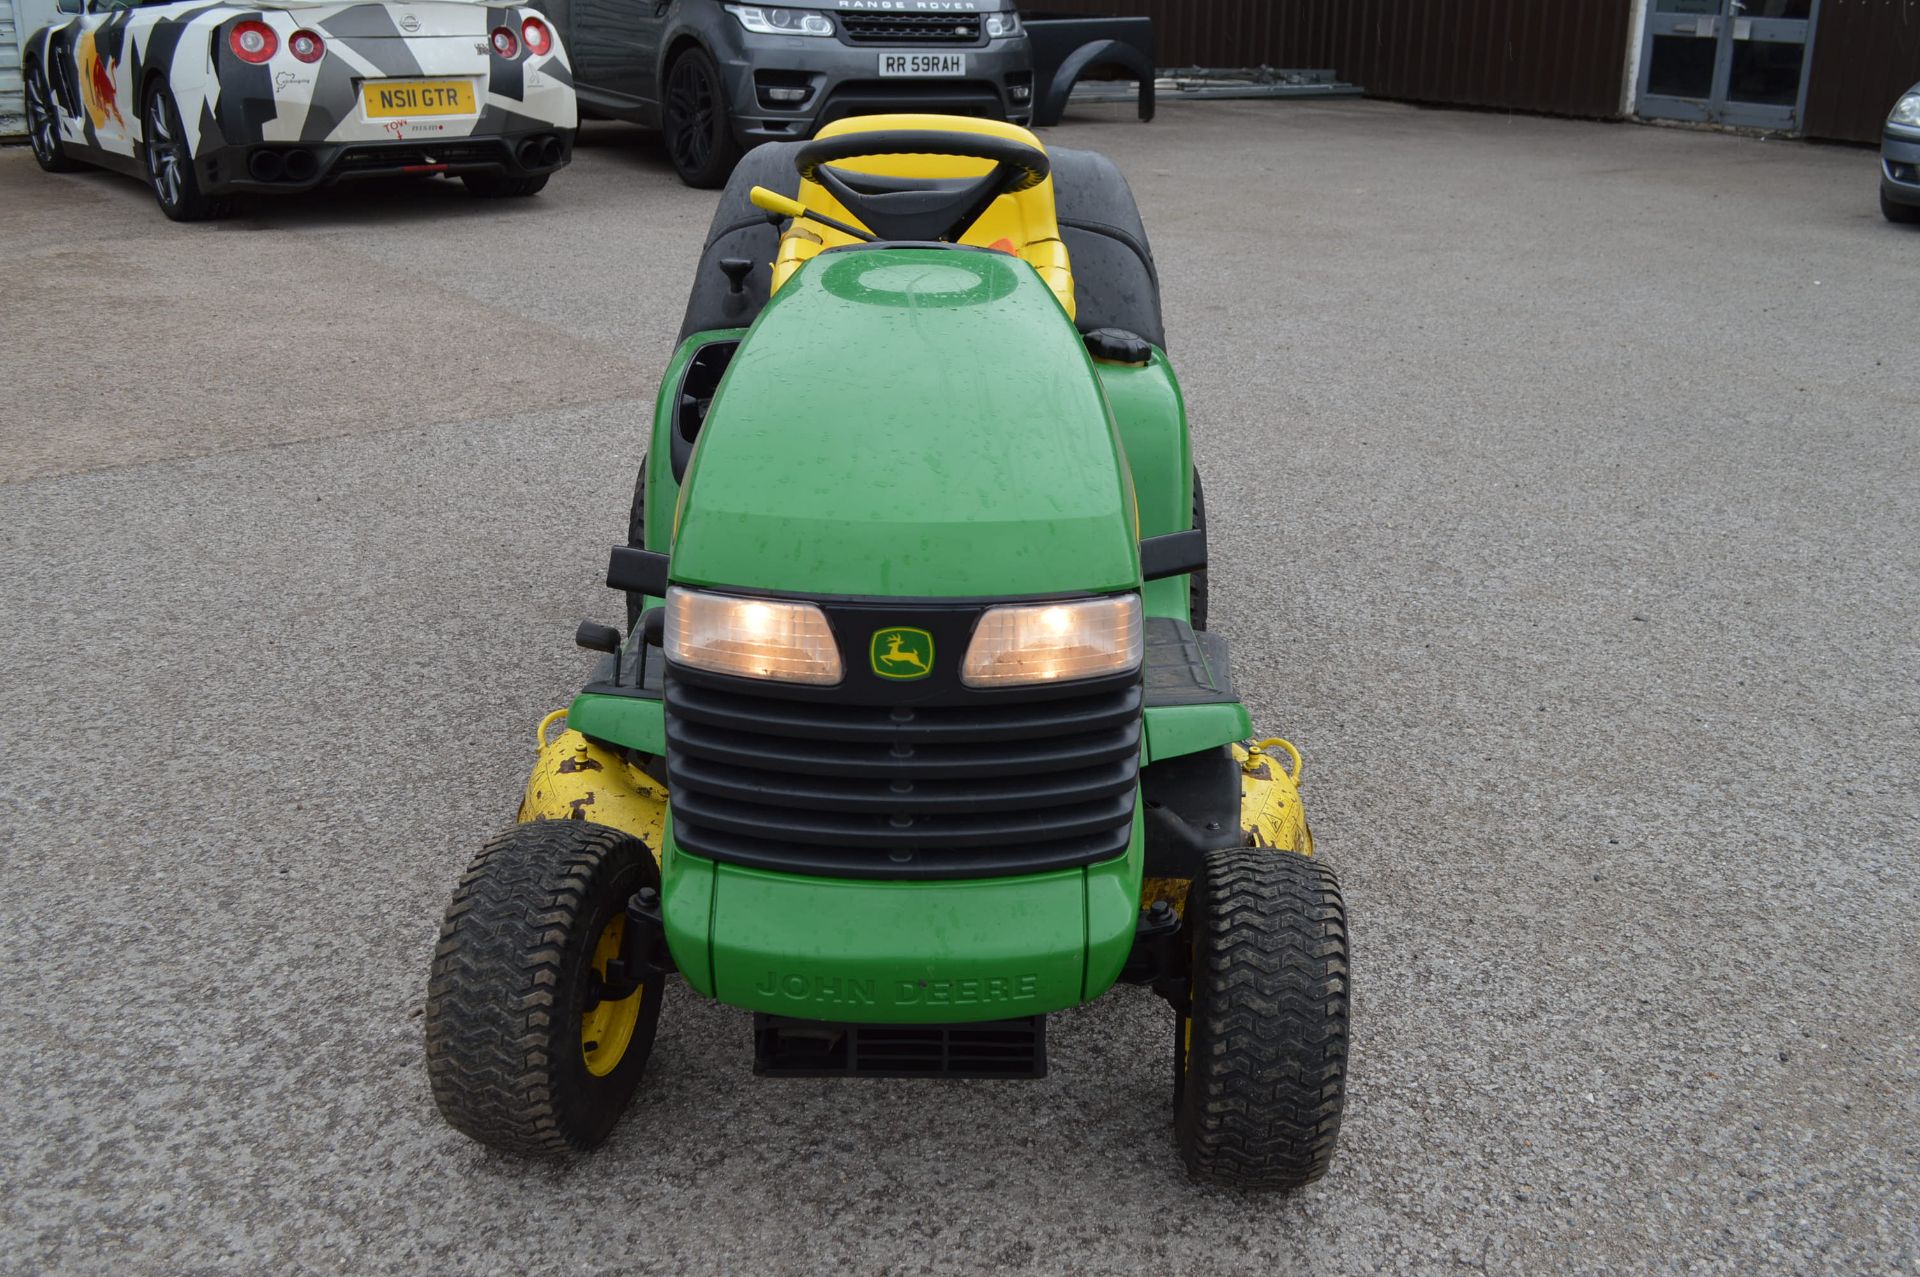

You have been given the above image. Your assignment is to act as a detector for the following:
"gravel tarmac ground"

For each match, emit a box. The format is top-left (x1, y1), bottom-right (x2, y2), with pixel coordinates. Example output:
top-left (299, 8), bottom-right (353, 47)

top-left (1, 99), bottom-right (1916, 1276)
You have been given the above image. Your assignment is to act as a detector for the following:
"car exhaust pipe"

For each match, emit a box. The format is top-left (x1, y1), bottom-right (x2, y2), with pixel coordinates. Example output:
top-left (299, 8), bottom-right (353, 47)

top-left (248, 149), bottom-right (285, 182)
top-left (517, 135), bottom-right (563, 169)
top-left (283, 148), bottom-right (318, 182)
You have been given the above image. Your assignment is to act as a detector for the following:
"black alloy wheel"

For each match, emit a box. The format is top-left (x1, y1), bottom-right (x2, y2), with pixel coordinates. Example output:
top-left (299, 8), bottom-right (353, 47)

top-left (663, 48), bottom-right (740, 189)
top-left (144, 85), bottom-right (231, 221)
top-left (25, 62), bottom-right (80, 173)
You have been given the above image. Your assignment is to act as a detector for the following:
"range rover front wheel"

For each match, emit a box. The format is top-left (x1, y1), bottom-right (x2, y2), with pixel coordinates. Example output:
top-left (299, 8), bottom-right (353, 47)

top-left (664, 47), bottom-right (741, 189)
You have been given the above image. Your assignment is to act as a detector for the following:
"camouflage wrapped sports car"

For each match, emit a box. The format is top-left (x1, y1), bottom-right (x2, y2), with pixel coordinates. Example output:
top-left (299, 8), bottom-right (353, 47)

top-left (21, 0), bottom-right (578, 220)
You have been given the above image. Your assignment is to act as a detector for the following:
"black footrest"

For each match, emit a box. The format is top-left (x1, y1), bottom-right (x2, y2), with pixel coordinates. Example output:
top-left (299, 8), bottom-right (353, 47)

top-left (753, 1014), bottom-right (1047, 1079)
top-left (1143, 617), bottom-right (1236, 707)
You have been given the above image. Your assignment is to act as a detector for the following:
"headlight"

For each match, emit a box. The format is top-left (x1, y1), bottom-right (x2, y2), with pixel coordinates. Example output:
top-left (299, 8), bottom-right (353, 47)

top-left (665, 587), bottom-right (843, 684)
top-left (985, 10), bottom-right (1020, 37)
top-left (1892, 93), bottom-right (1920, 128)
top-left (724, 4), bottom-right (834, 36)
top-left (961, 595), bottom-right (1142, 687)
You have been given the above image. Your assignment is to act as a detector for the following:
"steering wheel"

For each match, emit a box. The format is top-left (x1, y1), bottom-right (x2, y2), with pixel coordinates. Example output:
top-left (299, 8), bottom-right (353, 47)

top-left (792, 130), bottom-right (1051, 244)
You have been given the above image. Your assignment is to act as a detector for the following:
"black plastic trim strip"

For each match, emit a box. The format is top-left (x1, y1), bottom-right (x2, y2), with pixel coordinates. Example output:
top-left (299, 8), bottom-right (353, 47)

top-left (1139, 529), bottom-right (1207, 581)
top-left (671, 787), bottom-right (1134, 850)
top-left (664, 679), bottom-right (1142, 743)
top-left (669, 750), bottom-right (1137, 816)
top-left (667, 715), bottom-right (1139, 779)
top-left (678, 819), bottom-right (1130, 880)
top-left (608, 546), bottom-right (669, 596)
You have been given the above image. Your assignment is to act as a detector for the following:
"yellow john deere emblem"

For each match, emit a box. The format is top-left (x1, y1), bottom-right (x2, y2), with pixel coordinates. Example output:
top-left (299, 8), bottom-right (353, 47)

top-left (870, 627), bottom-right (934, 680)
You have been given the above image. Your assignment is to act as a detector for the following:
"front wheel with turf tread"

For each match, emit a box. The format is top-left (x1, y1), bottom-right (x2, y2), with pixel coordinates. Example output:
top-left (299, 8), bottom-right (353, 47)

top-left (1175, 847), bottom-right (1349, 1189)
top-left (425, 820), bottom-right (664, 1154)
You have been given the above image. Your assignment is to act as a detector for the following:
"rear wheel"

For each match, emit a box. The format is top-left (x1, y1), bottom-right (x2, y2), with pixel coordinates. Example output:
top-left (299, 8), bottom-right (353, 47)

top-left (1189, 469), bottom-right (1209, 631)
top-left (144, 84), bottom-right (231, 222)
top-left (663, 47), bottom-right (740, 189)
top-left (425, 820), bottom-right (664, 1154)
top-left (1174, 847), bottom-right (1349, 1189)
top-left (1882, 191), bottom-right (1920, 225)
top-left (624, 457), bottom-right (648, 631)
top-left (462, 172), bottom-right (550, 199)
top-left (25, 61), bottom-right (81, 173)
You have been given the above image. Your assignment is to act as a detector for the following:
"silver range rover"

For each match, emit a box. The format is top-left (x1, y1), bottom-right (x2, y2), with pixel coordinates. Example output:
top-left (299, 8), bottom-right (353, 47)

top-left (547, 0), bottom-right (1033, 186)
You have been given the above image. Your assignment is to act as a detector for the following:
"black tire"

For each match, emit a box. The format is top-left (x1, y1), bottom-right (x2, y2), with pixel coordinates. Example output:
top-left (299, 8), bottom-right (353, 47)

top-left (677, 140), bottom-right (801, 338)
top-left (462, 172), bottom-right (551, 199)
top-left (426, 820), bottom-right (665, 1155)
top-left (144, 84), bottom-right (231, 222)
top-left (624, 457), bottom-right (647, 631)
top-left (1175, 847), bottom-right (1349, 1190)
top-left (663, 47), bottom-right (741, 189)
top-left (1048, 146), bottom-right (1164, 347)
top-left (25, 61), bottom-right (82, 173)
top-left (1882, 191), bottom-right (1920, 225)
top-left (1189, 469), bottom-right (1209, 632)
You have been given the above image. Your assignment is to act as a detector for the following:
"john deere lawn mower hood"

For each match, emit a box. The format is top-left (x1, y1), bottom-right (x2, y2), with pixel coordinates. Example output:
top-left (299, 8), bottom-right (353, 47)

top-left (668, 247), bottom-right (1140, 599)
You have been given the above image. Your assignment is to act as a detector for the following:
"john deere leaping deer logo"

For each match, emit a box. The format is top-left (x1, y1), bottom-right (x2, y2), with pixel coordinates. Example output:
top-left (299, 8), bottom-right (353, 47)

top-left (870, 627), bottom-right (934, 680)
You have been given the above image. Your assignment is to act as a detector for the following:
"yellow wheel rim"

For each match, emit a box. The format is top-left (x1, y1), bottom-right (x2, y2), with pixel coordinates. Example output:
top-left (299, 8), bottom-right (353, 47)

top-left (581, 915), bottom-right (644, 1077)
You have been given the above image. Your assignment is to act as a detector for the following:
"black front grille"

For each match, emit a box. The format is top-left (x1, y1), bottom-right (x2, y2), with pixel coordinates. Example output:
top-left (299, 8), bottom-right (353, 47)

top-left (841, 12), bottom-right (981, 43)
top-left (818, 81), bottom-right (1006, 128)
top-left (666, 675), bottom-right (1141, 879)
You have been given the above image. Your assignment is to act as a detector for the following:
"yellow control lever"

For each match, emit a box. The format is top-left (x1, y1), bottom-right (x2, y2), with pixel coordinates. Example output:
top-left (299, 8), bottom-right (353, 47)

top-left (749, 185), bottom-right (876, 242)
top-left (749, 186), bottom-right (807, 220)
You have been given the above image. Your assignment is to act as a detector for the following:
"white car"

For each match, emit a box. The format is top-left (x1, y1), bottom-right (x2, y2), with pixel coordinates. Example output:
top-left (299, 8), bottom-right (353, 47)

top-left (21, 0), bottom-right (578, 220)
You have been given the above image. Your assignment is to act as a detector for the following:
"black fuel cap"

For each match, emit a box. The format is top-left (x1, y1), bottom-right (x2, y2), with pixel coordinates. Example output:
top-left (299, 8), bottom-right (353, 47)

top-left (1082, 326), bottom-right (1152, 366)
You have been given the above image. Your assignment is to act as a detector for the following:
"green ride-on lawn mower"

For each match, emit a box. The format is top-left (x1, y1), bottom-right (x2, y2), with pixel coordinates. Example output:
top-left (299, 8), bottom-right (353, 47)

top-left (425, 114), bottom-right (1350, 1189)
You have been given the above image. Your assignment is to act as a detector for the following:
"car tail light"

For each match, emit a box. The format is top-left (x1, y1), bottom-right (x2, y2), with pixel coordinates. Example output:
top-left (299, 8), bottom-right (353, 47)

top-left (288, 29), bottom-right (324, 62)
top-left (490, 25), bottom-right (519, 57)
top-left (229, 20), bottom-right (278, 63)
top-left (520, 16), bottom-right (552, 56)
